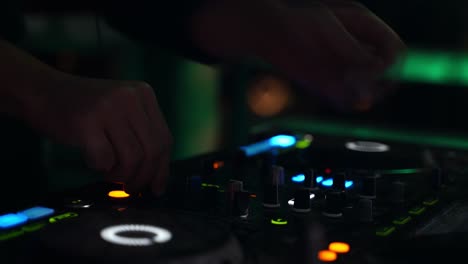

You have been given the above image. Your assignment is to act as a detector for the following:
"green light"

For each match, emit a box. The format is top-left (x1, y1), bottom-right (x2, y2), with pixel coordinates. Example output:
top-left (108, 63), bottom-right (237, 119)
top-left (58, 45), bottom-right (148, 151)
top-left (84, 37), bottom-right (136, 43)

top-left (271, 218), bottom-right (288, 225)
top-left (201, 183), bottom-right (220, 189)
top-left (49, 212), bottom-right (78, 224)
top-left (385, 49), bottom-right (468, 86)
top-left (252, 118), bottom-right (468, 151)
top-left (0, 229), bottom-right (24, 241)
top-left (380, 169), bottom-right (423, 175)
top-left (296, 135), bottom-right (313, 149)
top-left (22, 222), bottom-right (46, 232)
top-left (423, 198), bottom-right (439, 206)
top-left (375, 226), bottom-right (396, 237)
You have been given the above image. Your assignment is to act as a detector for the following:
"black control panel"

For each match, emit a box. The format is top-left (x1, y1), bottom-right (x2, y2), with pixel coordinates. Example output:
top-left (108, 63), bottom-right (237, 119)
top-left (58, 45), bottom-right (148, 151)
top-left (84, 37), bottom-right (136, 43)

top-left (2, 130), bottom-right (468, 264)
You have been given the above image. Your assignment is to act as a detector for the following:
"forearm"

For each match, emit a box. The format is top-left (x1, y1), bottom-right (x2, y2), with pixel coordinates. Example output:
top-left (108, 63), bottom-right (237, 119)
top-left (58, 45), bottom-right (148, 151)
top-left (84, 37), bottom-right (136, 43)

top-left (0, 39), bottom-right (64, 119)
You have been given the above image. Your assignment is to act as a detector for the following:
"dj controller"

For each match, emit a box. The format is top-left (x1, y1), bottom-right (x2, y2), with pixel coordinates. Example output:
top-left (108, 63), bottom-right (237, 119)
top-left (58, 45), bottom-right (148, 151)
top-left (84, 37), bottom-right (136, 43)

top-left (2, 127), bottom-right (468, 264)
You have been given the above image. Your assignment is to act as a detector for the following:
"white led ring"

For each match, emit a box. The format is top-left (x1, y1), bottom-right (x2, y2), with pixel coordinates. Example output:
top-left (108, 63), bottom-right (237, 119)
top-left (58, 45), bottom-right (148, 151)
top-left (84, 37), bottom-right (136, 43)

top-left (100, 224), bottom-right (172, 246)
top-left (345, 141), bottom-right (390, 152)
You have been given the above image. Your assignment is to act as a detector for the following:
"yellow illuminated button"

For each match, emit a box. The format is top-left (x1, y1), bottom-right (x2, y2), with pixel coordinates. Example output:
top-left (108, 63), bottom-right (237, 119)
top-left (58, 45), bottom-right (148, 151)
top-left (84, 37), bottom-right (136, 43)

top-left (108, 190), bottom-right (130, 199)
top-left (328, 242), bottom-right (350, 253)
top-left (409, 206), bottom-right (426, 215)
top-left (376, 226), bottom-right (396, 237)
top-left (423, 198), bottom-right (439, 206)
top-left (393, 216), bottom-right (412, 225)
top-left (318, 250), bottom-right (338, 262)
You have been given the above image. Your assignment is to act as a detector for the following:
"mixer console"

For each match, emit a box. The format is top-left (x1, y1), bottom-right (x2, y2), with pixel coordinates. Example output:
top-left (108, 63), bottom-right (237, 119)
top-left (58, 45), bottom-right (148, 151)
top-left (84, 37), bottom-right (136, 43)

top-left (2, 129), bottom-right (468, 264)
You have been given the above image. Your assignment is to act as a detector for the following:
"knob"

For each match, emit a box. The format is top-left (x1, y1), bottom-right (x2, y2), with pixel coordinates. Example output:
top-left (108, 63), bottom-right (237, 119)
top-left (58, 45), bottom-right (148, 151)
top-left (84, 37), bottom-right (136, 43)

top-left (322, 191), bottom-right (345, 218)
top-left (356, 198), bottom-right (373, 222)
top-left (292, 188), bottom-right (311, 213)
top-left (333, 172), bottom-right (346, 191)
top-left (359, 173), bottom-right (378, 199)
top-left (232, 191), bottom-right (250, 217)
top-left (305, 169), bottom-right (319, 190)
top-left (390, 181), bottom-right (405, 204)
top-left (263, 165), bottom-right (284, 208)
top-left (228, 180), bottom-right (244, 201)
top-left (432, 167), bottom-right (443, 192)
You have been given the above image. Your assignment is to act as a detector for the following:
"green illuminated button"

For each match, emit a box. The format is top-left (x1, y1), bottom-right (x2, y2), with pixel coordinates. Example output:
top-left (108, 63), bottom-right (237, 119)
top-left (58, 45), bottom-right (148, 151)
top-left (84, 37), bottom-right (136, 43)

top-left (271, 218), bottom-right (288, 225)
top-left (22, 222), bottom-right (46, 232)
top-left (393, 216), bottom-right (412, 225)
top-left (409, 206), bottom-right (426, 215)
top-left (49, 212), bottom-right (78, 223)
top-left (376, 226), bottom-right (396, 237)
top-left (423, 198), bottom-right (439, 206)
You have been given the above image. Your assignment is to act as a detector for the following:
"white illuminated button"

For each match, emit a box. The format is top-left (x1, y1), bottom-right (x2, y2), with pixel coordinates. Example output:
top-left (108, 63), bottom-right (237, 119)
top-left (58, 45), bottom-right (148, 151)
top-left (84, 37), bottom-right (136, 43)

top-left (100, 224), bottom-right (172, 246)
top-left (345, 141), bottom-right (390, 152)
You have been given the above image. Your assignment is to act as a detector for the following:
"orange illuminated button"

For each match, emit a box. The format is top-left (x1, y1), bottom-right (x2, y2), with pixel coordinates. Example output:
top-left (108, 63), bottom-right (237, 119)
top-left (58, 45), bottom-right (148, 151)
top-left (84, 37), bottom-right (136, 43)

top-left (108, 190), bottom-right (130, 199)
top-left (329, 242), bottom-right (350, 253)
top-left (318, 250), bottom-right (337, 262)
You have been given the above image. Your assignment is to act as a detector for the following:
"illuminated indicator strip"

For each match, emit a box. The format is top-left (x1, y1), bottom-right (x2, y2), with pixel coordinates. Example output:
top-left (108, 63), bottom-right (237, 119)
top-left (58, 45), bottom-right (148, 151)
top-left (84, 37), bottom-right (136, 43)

top-left (240, 135), bottom-right (296, 157)
top-left (376, 226), bottom-right (396, 237)
top-left (100, 224), bottom-right (172, 246)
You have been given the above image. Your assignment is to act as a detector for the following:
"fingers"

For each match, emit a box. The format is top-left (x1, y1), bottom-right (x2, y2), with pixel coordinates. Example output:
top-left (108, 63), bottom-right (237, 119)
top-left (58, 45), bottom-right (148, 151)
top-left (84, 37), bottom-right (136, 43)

top-left (138, 83), bottom-right (173, 195)
top-left (323, 1), bottom-right (407, 67)
top-left (97, 82), bottom-right (171, 196)
top-left (81, 121), bottom-right (115, 173)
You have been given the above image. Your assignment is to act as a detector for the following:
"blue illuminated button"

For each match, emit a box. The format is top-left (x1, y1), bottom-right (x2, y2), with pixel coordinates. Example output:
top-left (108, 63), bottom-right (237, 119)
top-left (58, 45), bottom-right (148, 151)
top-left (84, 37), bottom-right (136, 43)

top-left (291, 174), bottom-right (305, 183)
top-left (19, 206), bottom-right (55, 221)
top-left (0, 213), bottom-right (28, 230)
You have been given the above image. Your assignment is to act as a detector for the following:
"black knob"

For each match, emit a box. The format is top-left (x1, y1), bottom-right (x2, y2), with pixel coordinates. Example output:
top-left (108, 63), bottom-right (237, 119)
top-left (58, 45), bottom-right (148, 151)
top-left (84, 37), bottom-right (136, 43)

top-left (322, 191), bottom-right (345, 218)
top-left (333, 172), bottom-right (346, 191)
top-left (390, 181), bottom-right (405, 204)
top-left (432, 167), bottom-right (443, 192)
top-left (305, 169), bottom-right (319, 189)
top-left (232, 191), bottom-right (250, 217)
top-left (356, 198), bottom-right (373, 222)
top-left (292, 188), bottom-right (311, 213)
top-left (263, 165), bottom-right (284, 208)
top-left (228, 180), bottom-right (244, 201)
top-left (360, 173), bottom-right (378, 199)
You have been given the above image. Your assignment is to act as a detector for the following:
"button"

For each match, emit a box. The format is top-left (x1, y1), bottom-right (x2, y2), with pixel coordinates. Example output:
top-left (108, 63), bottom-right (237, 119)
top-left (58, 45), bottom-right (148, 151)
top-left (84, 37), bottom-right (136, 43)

top-left (393, 216), bottom-right (412, 225)
top-left (356, 198), bottom-right (373, 222)
top-left (19, 206), bottom-right (55, 221)
top-left (270, 218), bottom-right (288, 225)
top-left (49, 212), bottom-right (79, 224)
top-left (0, 213), bottom-right (28, 230)
top-left (376, 226), bottom-right (396, 237)
top-left (291, 188), bottom-right (312, 213)
top-left (318, 250), bottom-right (338, 262)
top-left (423, 198), bottom-right (439, 206)
top-left (409, 206), bottom-right (426, 215)
top-left (328, 242), bottom-right (351, 253)
top-left (263, 165), bottom-right (284, 208)
top-left (65, 199), bottom-right (93, 209)
top-left (108, 190), bottom-right (130, 199)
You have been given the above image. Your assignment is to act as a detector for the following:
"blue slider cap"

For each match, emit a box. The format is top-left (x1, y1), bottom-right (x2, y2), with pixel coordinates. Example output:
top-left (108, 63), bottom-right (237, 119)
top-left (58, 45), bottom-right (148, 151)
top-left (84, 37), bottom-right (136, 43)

top-left (0, 213), bottom-right (28, 230)
top-left (19, 206), bottom-right (55, 221)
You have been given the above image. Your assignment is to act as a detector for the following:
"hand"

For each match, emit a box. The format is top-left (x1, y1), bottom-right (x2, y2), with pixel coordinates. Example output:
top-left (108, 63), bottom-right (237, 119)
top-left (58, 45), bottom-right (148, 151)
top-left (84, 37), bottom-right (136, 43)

top-left (192, 0), bottom-right (406, 111)
top-left (26, 74), bottom-right (172, 196)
